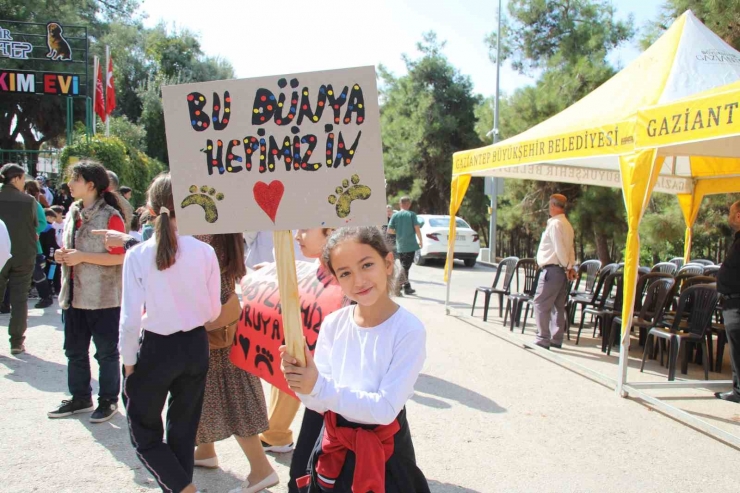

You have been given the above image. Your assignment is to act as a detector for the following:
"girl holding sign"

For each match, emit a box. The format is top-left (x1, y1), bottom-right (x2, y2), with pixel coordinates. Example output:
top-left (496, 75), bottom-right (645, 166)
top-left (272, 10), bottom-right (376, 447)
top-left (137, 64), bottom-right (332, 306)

top-left (120, 173), bottom-right (221, 493)
top-left (280, 226), bottom-right (430, 493)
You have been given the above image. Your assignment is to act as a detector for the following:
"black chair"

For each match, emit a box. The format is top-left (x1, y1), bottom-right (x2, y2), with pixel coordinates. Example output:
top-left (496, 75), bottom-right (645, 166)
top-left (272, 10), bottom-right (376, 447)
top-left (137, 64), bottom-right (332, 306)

top-left (575, 272), bottom-right (621, 345)
top-left (641, 285), bottom-right (719, 381)
top-left (570, 260), bottom-right (601, 297)
top-left (633, 272), bottom-right (673, 313)
top-left (607, 277), bottom-right (675, 355)
top-left (502, 262), bottom-right (538, 331)
top-left (669, 257), bottom-right (684, 270)
top-left (471, 256), bottom-right (518, 322)
top-left (638, 266), bottom-right (651, 276)
top-left (702, 265), bottom-right (720, 278)
top-left (569, 262), bottom-right (619, 328)
top-left (690, 259), bottom-right (714, 266)
top-left (677, 264), bottom-right (704, 277)
top-left (651, 262), bottom-right (677, 275)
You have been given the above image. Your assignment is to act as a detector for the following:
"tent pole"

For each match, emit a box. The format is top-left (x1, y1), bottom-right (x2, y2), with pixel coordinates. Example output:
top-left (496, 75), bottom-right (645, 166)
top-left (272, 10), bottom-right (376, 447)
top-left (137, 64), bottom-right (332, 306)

top-left (487, 0), bottom-right (503, 262)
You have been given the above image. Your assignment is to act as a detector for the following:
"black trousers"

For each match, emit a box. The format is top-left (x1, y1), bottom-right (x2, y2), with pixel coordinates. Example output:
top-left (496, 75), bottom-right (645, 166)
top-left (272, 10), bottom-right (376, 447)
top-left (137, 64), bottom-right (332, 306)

top-left (64, 306), bottom-right (121, 402)
top-left (724, 300), bottom-right (740, 395)
top-left (289, 409), bottom-right (325, 493)
top-left (124, 327), bottom-right (209, 493)
top-left (32, 253), bottom-right (51, 300)
top-left (398, 252), bottom-right (415, 288)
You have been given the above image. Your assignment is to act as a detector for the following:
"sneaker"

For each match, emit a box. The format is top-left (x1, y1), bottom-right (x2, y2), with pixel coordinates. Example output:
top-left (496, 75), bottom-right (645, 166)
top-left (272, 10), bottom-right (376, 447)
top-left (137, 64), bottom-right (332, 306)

top-left (403, 287), bottom-right (416, 295)
top-left (0, 304), bottom-right (9, 314)
top-left (261, 440), bottom-right (294, 453)
top-left (10, 345), bottom-right (25, 355)
top-left (35, 298), bottom-right (54, 309)
top-left (90, 400), bottom-right (118, 423)
top-left (48, 398), bottom-right (95, 418)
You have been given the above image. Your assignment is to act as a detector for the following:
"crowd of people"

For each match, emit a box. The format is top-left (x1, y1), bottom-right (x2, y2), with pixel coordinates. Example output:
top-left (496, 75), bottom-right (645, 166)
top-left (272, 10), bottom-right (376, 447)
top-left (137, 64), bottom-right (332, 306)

top-left (0, 161), bottom-right (431, 493)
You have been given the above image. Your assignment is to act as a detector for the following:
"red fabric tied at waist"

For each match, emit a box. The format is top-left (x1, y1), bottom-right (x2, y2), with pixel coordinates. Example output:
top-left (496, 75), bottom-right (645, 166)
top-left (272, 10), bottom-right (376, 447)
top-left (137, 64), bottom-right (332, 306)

top-left (316, 411), bottom-right (401, 493)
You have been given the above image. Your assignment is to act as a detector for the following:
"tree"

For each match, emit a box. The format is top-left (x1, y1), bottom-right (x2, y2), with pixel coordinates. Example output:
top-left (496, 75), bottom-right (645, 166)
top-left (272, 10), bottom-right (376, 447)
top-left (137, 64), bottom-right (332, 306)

top-left (380, 32), bottom-right (487, 233)
top-left (482, 0), bottom-right (634, 264)
top-left (0, 0), bottom-right (140, 174)
top-left (643, 0), bottom-right (740, 50)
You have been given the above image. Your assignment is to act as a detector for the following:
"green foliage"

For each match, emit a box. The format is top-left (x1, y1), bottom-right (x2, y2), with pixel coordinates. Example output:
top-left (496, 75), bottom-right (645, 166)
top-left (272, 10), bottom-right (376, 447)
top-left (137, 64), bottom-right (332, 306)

top-left (481, 0), bottom-right (633, 262)
top-left (642, 0), bottom-right (740, 50)
top-left (107, 116), bottom-right (147, 153)
top-left (380, 33), bottom-right (486, 231)
top-left (59, 137), bottom-right (164, 208)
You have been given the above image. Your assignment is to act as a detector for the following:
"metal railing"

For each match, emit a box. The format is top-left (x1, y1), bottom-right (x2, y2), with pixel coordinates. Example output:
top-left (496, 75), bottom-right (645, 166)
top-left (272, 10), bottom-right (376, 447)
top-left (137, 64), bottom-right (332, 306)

top-left (0, 149), bottom-right (62, 180)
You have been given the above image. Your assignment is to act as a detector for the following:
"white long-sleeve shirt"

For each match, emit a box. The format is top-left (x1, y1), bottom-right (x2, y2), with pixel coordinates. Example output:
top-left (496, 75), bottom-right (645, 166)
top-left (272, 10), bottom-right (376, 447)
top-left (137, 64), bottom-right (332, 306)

top-left (0, 219), bottom-right (10, 271)
top-left (297, 305), bottom-right (426, 425)
top-left (119, 235), bottom-right (222, 365)
top-left (536, 214), bottom-right (576, 270)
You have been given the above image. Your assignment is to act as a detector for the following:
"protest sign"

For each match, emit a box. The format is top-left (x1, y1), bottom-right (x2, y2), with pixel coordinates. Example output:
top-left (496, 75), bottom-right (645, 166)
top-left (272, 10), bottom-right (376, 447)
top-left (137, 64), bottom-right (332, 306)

top-left (161, 66), bottom-right (386, 235)
top-left (230, 261), bottom-right (348, 397)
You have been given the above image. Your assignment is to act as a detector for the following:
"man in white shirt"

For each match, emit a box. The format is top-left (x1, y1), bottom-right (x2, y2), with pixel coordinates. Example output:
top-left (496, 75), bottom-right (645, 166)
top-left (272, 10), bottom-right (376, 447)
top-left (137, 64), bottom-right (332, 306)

top-left (533, 194), bottom-right (576, 349)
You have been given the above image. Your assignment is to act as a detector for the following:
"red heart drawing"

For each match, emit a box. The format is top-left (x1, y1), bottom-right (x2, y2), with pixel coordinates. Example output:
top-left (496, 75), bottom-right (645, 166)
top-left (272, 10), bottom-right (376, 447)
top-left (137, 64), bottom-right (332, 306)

top-left (253, 180), bottom-right (285, 223)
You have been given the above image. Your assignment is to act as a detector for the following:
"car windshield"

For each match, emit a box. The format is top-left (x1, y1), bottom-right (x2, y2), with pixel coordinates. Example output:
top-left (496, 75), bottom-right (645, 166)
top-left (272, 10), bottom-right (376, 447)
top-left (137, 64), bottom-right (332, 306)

top-left (428, 218), bottom-right (470, 228)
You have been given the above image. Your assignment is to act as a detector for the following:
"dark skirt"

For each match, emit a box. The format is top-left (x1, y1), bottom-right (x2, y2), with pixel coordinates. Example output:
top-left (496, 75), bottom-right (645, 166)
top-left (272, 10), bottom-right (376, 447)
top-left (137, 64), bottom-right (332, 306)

top-left (299, 408), bottom-right (430, 493)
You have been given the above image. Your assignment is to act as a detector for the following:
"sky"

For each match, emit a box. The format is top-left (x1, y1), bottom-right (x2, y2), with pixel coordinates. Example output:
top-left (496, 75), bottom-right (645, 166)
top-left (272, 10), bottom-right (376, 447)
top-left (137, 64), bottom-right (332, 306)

top-left (138, 0), bottom-right (664, 97)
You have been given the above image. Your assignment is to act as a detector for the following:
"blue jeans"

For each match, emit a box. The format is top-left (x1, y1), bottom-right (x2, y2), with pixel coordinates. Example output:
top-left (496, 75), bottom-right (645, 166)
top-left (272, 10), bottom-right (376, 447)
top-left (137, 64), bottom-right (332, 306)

top-left (63, 306), bottom-right (121, 403)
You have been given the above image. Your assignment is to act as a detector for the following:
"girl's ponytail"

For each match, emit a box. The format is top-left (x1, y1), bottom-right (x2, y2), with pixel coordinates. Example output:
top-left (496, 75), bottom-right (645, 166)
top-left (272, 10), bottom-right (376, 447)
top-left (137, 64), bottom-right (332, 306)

top-left (147, 173), bottom-right (178, 271)
top-left (102, 189), bottom-right (123, 216)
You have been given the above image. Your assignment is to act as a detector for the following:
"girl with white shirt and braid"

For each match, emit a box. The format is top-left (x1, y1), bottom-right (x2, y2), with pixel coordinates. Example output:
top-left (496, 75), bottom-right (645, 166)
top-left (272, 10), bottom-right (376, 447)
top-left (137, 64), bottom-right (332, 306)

top-left (280, 226), bottom-right (430, 493)
top-left (119, 173), bottom-right (221, 493)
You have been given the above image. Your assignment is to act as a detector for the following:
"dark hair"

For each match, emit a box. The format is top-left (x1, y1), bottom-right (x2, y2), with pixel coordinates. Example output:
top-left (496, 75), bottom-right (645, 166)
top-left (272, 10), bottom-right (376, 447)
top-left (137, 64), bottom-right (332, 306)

top-left (120, 186), bottom-right (132, 195)
top-left (44, 208), bottom-right (57, 219)
top-left (147, 173), bottom-right (177, 271)
top-left (130, 213), bottom-right (140, 232)
top-left (1, 163), bottom-right (25, 185)
top-left (59, 183), bottom-right (70, 194)
top-left (69, 160), bottom-right (123, 215)
top-left (51, 205), bottom-right (65, 215)
top-left (106, 170), bottom-right (120, 190)
top-left (322, 226), bottom-right (397, 294)
top-left (24, 179), bottom-right (40, 197)
top-left (210, 234), bottom-right (247, 280)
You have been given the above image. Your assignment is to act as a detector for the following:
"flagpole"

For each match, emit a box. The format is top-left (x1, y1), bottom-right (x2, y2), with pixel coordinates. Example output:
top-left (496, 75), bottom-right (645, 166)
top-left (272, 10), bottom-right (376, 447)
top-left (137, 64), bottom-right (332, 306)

top-left (105, 46), bottom-right (110, 137)
top-left (92, 56), bottom-right (98, 135)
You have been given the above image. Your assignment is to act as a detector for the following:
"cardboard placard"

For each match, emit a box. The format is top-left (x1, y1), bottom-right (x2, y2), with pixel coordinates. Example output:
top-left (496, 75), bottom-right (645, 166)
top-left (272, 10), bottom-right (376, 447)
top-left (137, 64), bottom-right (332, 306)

top-left (230, 261), bottom-right (348, 396)
top-left (162, 66), bottom-right (386, 235)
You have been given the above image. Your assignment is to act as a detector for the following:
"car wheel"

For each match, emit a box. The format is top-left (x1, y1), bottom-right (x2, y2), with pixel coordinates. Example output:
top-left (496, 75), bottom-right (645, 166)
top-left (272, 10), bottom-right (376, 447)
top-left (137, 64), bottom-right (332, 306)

top-left (464, 259), bottom-right (477, 268)
top-left (414, 250), bottom-right (427, 266)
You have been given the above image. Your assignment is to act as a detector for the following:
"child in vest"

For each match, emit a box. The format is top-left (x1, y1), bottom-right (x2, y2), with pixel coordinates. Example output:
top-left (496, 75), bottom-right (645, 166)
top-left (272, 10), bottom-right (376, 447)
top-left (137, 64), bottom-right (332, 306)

top-left (39, 209), bottom-right (60, 299)
top-left (120, 173), bottom-right (221, 493)
top-left (280, 226), bottom-right (430, 493)
top-left (48, 160), bottom-right (126, 423)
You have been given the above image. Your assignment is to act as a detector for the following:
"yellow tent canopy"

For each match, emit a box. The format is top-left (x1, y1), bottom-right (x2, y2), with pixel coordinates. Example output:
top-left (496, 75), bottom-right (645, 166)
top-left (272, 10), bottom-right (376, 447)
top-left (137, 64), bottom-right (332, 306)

top-left (446, 11), bottom-right (740, 394)
top-left (636, 81), bottom-right (740, 260)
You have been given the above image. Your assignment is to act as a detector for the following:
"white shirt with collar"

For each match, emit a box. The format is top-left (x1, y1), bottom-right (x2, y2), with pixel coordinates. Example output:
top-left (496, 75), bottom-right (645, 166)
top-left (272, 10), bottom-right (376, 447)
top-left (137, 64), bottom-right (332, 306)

top-left (0, 219), bottom-right (10, 271)
top-left (118, 235), bottom-right (222, 366)
top-left (536, 213), bottom-right (575, 270)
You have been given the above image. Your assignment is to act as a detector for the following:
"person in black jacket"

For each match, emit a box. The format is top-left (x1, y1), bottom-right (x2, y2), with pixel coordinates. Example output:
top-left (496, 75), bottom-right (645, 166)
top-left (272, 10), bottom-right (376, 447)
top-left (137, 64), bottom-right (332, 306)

top-left (40, 209), bottom-right (61, 297)
top-left (716, 200), bottom-right (740, 403)
top-left (0, 164), bottom-right (38, 354)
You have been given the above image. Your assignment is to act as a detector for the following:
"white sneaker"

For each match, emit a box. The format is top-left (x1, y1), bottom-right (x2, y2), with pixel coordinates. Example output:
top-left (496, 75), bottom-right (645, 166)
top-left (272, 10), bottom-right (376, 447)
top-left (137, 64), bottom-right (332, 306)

top-left (229, 471), bottom-right (279, 493)
top-left (261, 440), bottom-right (294, 453)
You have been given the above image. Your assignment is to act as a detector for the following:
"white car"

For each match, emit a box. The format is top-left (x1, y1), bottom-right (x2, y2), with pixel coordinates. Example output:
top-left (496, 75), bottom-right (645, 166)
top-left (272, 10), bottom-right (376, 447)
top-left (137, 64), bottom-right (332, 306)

top-left (413, 214), bottom-right (480, 267)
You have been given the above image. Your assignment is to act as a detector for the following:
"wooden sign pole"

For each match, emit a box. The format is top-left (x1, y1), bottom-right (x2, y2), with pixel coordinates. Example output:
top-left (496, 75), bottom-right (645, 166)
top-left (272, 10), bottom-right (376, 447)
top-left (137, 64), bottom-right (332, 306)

top-left (273, 230), bottom-right (306, 367)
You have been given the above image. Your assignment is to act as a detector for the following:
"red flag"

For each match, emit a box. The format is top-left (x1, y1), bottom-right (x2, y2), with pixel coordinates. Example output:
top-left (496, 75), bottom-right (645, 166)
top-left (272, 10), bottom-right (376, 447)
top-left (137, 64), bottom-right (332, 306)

top-left (106, 56), bottom-right (116, 115)
top-left (94, 60), bottom-right (106, 123)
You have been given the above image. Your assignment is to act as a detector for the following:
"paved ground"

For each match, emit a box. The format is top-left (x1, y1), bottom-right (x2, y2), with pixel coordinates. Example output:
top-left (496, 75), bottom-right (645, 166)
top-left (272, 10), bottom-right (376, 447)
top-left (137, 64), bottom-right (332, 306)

top-left (1, 261), bottom-right (738, 493)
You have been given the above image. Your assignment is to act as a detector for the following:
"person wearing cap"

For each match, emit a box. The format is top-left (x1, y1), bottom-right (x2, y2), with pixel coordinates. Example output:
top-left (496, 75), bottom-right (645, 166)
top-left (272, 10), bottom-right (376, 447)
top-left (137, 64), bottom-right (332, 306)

top-left (716, 200), bottom-right (740, 403)
top-left (37, 176), bottom-right (54, 207)
top-left (533, 194), bottom-right (577, 350)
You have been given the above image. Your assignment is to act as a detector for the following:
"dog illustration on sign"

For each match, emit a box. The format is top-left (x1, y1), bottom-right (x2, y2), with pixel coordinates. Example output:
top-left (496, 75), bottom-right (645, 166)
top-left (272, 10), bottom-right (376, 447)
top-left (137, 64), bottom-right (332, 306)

top-left (181, 185), bottom-right (224, 223)
top-left (45, 22), bottom-right (72, 61)
top-left (328, 174), bottom-right (372, 218)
